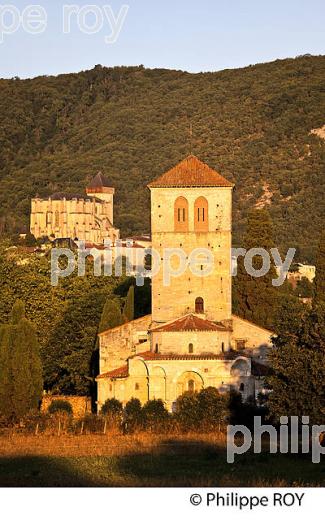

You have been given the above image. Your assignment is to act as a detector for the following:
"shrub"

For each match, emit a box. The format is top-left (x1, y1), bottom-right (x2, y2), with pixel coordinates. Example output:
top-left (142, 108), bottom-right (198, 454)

top-left (174, 391), bottom-right (200, 431)
top-left (124, 398), bottom-right (143, 432)
top-left (197, 387), bottom-right (227, 430)
top-left (142, 399), bottom-right (170, 432)
top-left (175, 387), bottom-right (227, 431)
top-left (101, 398), bottom-right (123, 426)
top-left (47, 399), bottom-right (73, 416)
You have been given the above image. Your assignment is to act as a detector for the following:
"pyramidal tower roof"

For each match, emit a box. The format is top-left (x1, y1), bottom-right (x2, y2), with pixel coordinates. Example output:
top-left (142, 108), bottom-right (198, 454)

top-left (147, 155), bottom-right (234, 188)
top-left (87, 171), bottom-right (112, 189)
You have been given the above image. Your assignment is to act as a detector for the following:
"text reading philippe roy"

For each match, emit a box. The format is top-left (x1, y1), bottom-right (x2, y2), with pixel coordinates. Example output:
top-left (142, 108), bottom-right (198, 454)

top-left (189, 491), bottom-right (305, 510)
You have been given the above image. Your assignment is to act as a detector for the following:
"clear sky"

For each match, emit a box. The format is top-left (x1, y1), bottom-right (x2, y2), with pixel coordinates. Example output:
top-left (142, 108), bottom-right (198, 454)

top-left (0, 0), bottom-right (324, 78)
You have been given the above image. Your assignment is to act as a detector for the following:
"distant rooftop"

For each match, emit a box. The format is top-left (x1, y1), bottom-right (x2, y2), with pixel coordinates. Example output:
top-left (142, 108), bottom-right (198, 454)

top-left (49, 192), bottom-right (102, 202)
top-left (50, 192), bottom-right (85, 200)
top-left (87, 171), bottom-right (112, 189)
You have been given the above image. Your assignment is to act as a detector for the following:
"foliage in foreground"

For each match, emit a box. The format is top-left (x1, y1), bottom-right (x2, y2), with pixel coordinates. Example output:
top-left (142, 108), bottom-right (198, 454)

top-left (268, 301), bottom-right (325, 423)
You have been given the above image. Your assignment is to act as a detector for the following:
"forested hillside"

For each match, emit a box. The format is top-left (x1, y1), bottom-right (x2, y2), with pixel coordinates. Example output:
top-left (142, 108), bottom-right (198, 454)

top-left (0, 56), bottom-right (324, 261)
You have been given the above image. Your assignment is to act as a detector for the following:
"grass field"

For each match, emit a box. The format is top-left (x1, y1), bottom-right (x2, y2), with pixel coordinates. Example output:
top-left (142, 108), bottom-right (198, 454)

top-left (0, 433), bottom-right (324, 487)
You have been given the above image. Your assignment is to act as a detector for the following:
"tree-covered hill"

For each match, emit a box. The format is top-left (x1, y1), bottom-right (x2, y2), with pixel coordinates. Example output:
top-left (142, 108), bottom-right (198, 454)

top-left (0, 56), bottom-right (324, 261)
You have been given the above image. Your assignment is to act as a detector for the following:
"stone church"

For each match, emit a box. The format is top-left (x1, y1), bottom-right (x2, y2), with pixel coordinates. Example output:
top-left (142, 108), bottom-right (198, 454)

top-left (30, 172), bottom-right (119, 244)
top-left (97, 156), bottom-right (272, 411)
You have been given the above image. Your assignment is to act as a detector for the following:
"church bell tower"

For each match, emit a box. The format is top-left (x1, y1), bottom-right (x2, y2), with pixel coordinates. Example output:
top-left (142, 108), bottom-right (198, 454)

top-left (148, 155), bottom-right (234, 325)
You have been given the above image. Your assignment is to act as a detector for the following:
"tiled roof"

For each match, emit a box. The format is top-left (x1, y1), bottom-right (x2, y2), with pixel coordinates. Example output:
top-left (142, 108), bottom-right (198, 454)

top-left (134, 350), bottom-right (246, 361)
top-left (97, 350), bottom-right (252, 379)
top-left (97, 365), bottom-right (128, 379)
top-left (148, 155), bottom-right (234, 188)
top-left (87, 171), bottom-right (112, 189)
top-left (150, 314), bottom-right (228, 332)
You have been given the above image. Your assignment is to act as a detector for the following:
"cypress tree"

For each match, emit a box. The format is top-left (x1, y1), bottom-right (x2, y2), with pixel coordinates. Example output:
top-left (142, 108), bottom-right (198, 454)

top-left (0, 300), bottom-right (43, 421)
top-left (123, 285), bottom-right (135, 322)
top-left (0, 324), bottom-right (14, 419)
top-left (314, 231), bottom-right (325, 304)
top-left (98, 299), bottom-right (123, 334)
top-left (233, 208), bottom-right (279, 329)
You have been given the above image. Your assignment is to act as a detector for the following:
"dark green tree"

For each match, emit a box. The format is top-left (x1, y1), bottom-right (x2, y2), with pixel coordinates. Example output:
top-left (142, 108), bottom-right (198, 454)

top-left (123, 285), bottom-right (134, 322)
top-left (142, 399), bottom-right (169, 431)
top-left (268, 303), bottom-right (325, 424)
top-left (198, 387), bottom-right (227, 430)
top-left (0, 324), bottom-right (14, 419)
top-left (0, 300), bottom-right (43, 421)
top-left (174, 391), bottom-right (200, 431)
top-left (98, 298), bottom-right (124, 334)
top-left (124, 397), bottom-right (143, 431)
top-left (175, 387), bottom-right (227, 431)
top-left (101, 398), bottom-right (123, 422)
top-left (233, 208), bottom-right (279, 329)
top-left (314, 231), bottom-right (325, 304)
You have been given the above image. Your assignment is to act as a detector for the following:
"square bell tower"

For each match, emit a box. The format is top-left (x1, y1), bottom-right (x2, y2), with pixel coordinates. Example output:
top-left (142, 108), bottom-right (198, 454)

top-left (148, 156), bottom-right (234, 325)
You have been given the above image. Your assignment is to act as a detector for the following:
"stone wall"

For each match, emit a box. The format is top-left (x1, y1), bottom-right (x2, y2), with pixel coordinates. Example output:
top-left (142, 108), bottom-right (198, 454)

top-left (99, 315), bottom-right (152, 374)
top-left (41, 395), bottom-right (92, 418)
top-left (98, 355), bottom-right (255, 410)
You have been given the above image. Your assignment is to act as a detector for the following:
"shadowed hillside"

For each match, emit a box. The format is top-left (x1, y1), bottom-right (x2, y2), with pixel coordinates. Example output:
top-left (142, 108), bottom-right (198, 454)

top-left (0, 56), bottom-right (324, 261)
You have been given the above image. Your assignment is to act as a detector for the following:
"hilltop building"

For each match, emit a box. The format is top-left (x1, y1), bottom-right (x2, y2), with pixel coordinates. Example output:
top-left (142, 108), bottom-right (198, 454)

top-left (97, 156), bottom-right (273, 411)
top-left (30, 172), bottom-right (119, 244)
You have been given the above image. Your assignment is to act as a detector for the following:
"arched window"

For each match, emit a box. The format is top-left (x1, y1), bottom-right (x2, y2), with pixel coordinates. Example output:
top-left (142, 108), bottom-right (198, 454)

top-left (239, 383), bottom-right (245, 392)
top-left (221, 342), bottom-right (225, 353)
top-left (188, 343), bottom-right (194, 354)
top-left (195, 297), bottom-right (204, 314)
top-left (194, 197), bottom-right (208, 232)
top-left (188, 379), bottom-right (195, 393)
top-left (174, 196), bottom-right (188, 231)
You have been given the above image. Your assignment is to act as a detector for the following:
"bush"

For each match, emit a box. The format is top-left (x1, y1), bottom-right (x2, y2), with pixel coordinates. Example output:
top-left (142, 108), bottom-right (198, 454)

top-left (175, 387), bottom-right (227, 431)
top-left (174, 391), bottom-right (200, 431)
top-left (142, 399), bottom-right (170, 432)
top-left (124, 398), bottom-right (143, 432)
top-left (47, 399), bottom-right (73, 416)
top-left (197, 387), bottom-right (227, 430)
top-left (101, 398), bottom-right (123, 425)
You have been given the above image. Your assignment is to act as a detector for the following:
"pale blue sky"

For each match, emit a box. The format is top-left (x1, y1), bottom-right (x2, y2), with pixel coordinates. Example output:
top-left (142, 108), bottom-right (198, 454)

top-left (0, 0), bottom-right (324, 78)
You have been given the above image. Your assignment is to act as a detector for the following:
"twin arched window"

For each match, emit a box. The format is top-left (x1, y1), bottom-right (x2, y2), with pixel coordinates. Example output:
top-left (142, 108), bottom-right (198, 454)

top-left (174, 196), bottom-right (208, 232)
